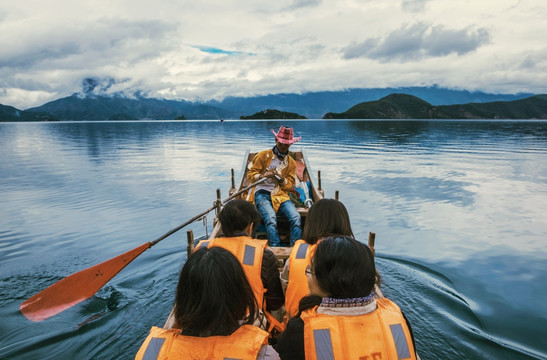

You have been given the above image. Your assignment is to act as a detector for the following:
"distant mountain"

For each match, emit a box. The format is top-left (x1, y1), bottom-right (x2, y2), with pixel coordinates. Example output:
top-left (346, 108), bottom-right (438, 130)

top-left (323, 94), bottom-right (547, 119)
top-left (26, 94), bottom-right (237, 120)
top-left (205, 86), bottom-right (534, 119)
top-left (441, 95), bottom-right (547, 119)
top-left (240, 109), bottom-right (306, 119)
top-left (6, 85), bottom-right (539, 121)
top-left (0, 103), bottom-right (57, 122)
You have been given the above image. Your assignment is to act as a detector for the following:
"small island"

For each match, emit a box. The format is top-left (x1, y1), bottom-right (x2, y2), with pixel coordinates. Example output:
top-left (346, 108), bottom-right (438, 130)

top-left (240, 109), bottom-right (306, 120)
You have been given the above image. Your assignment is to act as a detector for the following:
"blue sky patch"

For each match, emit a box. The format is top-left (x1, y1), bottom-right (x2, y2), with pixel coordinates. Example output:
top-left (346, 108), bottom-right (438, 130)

top-left (193, 46), bottom-right (255, 56)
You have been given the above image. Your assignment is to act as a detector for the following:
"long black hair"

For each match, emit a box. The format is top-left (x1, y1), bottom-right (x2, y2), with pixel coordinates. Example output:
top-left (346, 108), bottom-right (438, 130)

top-left (301, 199), bottom-right (354, 244)
top-left (173, 246), bottom-right (258, 336)
top-left (219, 199), bottom-right (261, 237)
top-left (312, 235), bottom-right (376, 299)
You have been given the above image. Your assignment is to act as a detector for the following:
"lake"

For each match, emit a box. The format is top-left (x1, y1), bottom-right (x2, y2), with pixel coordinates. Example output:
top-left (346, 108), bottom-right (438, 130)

top-left (0, 120), bottom-right (545, 359)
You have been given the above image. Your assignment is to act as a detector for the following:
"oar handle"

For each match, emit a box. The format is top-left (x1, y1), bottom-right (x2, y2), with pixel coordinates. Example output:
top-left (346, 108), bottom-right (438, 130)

top-left (149, 177), bottom-right (267, 247)
top-left (222, 176), bottom-right (267, 204)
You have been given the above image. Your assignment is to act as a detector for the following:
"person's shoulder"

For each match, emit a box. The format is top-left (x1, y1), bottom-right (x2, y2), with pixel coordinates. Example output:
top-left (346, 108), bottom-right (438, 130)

top-left (252, 149), bottom-right (273, 163)
top-left (377, 297), bottom-right (400, 309)
top-left (262, 248), bottom-right (278, 263)
top-left (298, 295), bottom-right (322, 315)
top-left (249, 238), bottom-right (268, 248)
top-left (256, 148), bottom-right (273, 156)
top-left (286, 155), bottom-right (297, 168)
top-left (257, 344), bottom-right (281, 360)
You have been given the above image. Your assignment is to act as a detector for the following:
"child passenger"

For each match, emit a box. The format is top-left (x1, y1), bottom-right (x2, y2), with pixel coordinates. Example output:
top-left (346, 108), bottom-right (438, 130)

top-left (281, 198), bottom-right (354, 319)
top-left (276, 236), bottom-right (417, 360)
top-left (195, 199), bottom-right (285, 331)
top-left (135, 246), bottom-right (280, 360)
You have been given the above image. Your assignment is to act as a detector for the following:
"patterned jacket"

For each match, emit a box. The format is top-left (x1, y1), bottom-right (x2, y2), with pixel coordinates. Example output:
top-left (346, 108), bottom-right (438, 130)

top-left (247, 149), bottom-right (296, 212)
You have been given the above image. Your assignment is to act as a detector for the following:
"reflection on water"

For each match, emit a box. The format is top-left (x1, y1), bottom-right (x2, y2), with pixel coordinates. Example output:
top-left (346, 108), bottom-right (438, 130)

top-left (0, 120), bottom-right (546, 359)
top-left (364, 176), bottom-right (475, 206)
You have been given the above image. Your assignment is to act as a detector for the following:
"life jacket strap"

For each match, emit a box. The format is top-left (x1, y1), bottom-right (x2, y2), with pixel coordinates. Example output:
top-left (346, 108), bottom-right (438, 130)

top-left (264, 310), bottom-right (286, 337)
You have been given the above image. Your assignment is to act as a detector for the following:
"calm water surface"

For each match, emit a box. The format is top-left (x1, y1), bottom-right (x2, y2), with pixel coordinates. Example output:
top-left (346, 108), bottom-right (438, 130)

top-left (0, 120), bottom-right (546, 359)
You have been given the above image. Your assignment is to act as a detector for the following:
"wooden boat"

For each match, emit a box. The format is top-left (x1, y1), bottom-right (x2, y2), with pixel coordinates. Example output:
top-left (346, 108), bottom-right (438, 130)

top-left (164, 148), bottom-right (380, 328)
top-left (160, 148), bottom-right (422, 357)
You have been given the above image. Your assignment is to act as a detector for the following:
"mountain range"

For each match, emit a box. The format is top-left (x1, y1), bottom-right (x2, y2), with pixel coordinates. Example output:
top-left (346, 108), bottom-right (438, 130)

top-left (0, 85), bottom-right (543, 121)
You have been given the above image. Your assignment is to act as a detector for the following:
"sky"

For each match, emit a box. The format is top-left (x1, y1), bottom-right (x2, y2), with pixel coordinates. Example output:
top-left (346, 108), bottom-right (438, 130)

top-left (1, 0), bottom-right (546, 109)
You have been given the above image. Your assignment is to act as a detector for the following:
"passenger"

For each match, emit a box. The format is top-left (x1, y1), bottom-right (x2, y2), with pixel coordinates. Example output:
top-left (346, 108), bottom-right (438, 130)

top-left (195, 199), bottom-right (285, 329)
top-left (275, 236), bottom-right (417, 360)
top-left (135, 247), bottom-right (280, 360)
top-left (281, 198), bottom-right (354, 319)
top-left (247, 126), bottom-right (302, 247)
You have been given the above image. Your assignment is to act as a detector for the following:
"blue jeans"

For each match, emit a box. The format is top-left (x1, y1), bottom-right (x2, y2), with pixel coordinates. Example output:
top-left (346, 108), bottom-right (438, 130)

top-left (255, 190), bottom-right (302, 247)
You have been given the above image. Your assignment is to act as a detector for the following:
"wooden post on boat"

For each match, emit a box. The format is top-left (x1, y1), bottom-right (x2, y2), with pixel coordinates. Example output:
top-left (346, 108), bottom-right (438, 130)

top-left (368, 232), bottom-right (376, 257)
top-left (317, 170), bottom-right (322, 191)
top-left (369, 231), bottom-right (384, 299)
top-left (213, 189), bottom-right (222, 229)
top-left (186, 230), bottom-right (194, 255)
top-left (229, 169), bottom-right (236, 195)
top-left (335, 190), bottom-right (339, 200)
top-left (215, 189), bottom-right (222, 215)
top-left (317, 170), bottom-right (325, 197)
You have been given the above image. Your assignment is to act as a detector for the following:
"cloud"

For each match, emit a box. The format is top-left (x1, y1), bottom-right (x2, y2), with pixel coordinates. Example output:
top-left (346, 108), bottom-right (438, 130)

top-left (0, 18), bottom-right (177, 70)
top-left (343, 22), bottom-right (490, 61)
top-left (0, 0), bottom-right (546, 109)
top-left (0, 42), bottom-right (82, 69)
top-left (80, 77), bottom-right (136, 96)
top-left (285, 0), bottom-right (322, 10)
top-left (401, 0), bottom-right (431, 12)
top-left (253, 0), bottom-right (322, 12)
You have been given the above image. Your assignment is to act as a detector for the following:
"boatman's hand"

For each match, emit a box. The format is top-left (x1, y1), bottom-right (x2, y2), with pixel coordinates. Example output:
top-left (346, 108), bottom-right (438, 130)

top-left (262, 170), bottom-right (284, 184)
top-left (273, 173), bottom-right (283, 184)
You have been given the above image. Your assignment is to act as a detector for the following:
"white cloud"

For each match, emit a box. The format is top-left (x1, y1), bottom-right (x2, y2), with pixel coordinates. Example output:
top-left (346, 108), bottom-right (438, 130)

top-left (343, 23), bottom-right (490, 61)
top-left (0, 0), bottom-right (546, 109)
top-left (401, 0), bottom-right (431, 12)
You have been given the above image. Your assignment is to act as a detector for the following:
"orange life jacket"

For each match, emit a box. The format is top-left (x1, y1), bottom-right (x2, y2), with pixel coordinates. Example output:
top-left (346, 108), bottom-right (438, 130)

top-left (301, 298), bottom-right (416, 360)
top-left (135, 325), bottom-right (268, 360)
top-left (195, 236), bottom-right (267, 308)
top-left (285, 240), bottom-right (317, 319)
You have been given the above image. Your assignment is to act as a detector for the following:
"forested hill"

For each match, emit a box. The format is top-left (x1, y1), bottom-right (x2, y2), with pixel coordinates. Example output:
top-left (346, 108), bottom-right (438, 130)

top-left (323, 94), bottom-right (547, 119)
top-left (0, 103), bottom-right (58, 122)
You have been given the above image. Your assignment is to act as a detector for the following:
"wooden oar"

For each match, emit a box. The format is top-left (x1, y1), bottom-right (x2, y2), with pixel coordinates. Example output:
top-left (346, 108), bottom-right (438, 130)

top-left (20, 177), bottom-right (267, 322)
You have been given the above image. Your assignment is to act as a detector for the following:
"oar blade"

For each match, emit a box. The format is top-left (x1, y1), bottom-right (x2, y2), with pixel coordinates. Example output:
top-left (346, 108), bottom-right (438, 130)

top-left (20, 242), bottom-right (151, 322)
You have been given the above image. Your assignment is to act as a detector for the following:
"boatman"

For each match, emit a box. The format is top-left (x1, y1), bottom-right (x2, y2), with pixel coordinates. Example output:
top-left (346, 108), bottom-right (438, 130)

top-left (247, 126), bottom-right (302, 247)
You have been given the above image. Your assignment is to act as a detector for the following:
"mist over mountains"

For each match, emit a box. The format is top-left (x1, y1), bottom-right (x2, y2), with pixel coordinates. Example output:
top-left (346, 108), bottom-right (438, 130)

top-left (0, 78), bottom-right (541, 121)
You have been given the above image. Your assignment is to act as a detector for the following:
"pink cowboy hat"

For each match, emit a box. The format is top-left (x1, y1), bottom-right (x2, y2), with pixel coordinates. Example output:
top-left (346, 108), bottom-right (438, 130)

top-left (271, 126), bottom-right (301, 145)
